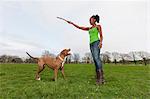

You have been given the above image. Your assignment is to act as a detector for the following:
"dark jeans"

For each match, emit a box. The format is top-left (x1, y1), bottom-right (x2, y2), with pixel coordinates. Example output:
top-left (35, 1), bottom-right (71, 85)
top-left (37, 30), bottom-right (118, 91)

top-left (90, 40), bottom-right (102, 71)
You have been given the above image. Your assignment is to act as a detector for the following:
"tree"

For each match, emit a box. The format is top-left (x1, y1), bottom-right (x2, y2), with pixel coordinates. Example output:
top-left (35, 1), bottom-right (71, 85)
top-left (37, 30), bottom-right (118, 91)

top-left (119, 53), bottom-right (133, 64)
top-left (101, 51), bottom-right (111, 64)
top-left (101, 53), bottom-right (107, 64)
top-left (82, 52), bottom-right (93, 64)
top-left (66, 55), bottom-right (72, 64)
top-left (129, 52), bottom-right (139, 64)
top-left (0, 55), bottom-right (23, 63)
top-left (73, 53), bottom-right (80, 63)
top-left (25, 58), bottom-right (37, 63)
top-left (0, 55), bottom-right (8, 63)
top-left (112, 52), bottom-right (120, 64)
top-left (12, 57), bottom-right (23, 63)
top-left (137, 51), bottom-right (150, 65)
top-left (42, 50), bottom-right (56, 57)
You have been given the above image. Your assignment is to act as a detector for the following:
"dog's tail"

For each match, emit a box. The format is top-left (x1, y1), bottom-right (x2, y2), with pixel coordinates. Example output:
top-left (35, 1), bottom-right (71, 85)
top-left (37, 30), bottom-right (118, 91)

top-left (26, 52), bottom-right (39, 61)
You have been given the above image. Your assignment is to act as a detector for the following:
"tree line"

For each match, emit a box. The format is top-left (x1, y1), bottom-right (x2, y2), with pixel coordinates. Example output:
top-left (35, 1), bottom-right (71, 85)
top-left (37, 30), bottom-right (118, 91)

top-left (0, 51), bottom-right (150, 65)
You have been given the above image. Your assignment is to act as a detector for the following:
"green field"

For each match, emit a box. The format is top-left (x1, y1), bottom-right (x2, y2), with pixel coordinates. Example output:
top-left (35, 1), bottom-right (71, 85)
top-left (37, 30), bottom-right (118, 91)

top-left (0, 63), bottom-right (150, 99)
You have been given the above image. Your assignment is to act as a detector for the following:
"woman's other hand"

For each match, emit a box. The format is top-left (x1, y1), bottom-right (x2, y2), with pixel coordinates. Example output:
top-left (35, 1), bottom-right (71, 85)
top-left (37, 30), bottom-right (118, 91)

top-left (99, 42), bottom-right (102, 48)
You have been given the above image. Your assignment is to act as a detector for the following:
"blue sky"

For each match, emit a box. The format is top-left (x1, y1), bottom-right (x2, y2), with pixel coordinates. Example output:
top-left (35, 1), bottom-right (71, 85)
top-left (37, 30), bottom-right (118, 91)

top-left (0, 0), bottom-right (149, 57)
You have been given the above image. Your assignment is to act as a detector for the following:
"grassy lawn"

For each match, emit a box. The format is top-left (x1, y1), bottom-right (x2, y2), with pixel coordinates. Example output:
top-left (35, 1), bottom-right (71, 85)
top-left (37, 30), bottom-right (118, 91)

top-left (0, 63), bottom-right (149, 99)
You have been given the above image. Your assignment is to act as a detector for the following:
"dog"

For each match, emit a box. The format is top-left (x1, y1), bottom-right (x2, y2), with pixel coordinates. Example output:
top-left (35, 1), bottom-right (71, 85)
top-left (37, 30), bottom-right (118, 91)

top-left (26, 49), bottom-right (71, 81)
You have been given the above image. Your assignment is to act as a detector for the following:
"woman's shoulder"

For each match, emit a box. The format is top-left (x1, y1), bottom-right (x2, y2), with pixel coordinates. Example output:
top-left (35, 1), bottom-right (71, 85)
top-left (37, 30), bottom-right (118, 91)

top-left (96, 24), bottom-right (101, 28)
top-left (96, 24), bottom-right (102, 30)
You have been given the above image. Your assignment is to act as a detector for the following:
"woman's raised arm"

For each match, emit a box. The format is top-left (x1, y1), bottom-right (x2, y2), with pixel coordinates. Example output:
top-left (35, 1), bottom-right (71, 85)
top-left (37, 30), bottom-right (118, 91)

top-left (67, 21), bottom-right (89, 31)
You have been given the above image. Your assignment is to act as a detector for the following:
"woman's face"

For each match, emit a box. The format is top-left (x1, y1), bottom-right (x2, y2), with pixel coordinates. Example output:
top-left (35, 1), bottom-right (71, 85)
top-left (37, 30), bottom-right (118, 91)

top-left (89, 17), bottom-right (96, 25)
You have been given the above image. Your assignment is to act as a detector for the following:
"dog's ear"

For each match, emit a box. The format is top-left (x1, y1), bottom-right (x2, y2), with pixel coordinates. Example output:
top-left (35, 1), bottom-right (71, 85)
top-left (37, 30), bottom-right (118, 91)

top-left (61, 49), bottom-right (67, 56)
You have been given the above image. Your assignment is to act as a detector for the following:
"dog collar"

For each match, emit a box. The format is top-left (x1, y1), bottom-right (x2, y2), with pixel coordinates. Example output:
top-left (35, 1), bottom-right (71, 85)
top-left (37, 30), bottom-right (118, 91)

top-left (58, 56), bottom-right (64, 61)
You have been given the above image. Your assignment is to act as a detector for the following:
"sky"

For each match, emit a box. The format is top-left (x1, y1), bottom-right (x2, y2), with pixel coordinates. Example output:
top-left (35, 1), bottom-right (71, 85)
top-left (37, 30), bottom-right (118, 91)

top-left (0, 0), bottom-right (149, 58)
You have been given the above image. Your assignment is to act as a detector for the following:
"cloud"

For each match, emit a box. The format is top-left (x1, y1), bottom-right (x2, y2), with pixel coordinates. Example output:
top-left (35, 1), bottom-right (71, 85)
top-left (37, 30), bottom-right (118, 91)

top-left (0, 35), bottom-right (45, 56)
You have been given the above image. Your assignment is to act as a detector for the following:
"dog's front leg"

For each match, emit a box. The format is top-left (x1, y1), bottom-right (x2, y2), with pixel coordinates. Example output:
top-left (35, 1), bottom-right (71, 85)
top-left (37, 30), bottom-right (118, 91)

top-left (54, 69), bottom-right (58, 81)
top-left (61, 67), bottom-right (66, 80)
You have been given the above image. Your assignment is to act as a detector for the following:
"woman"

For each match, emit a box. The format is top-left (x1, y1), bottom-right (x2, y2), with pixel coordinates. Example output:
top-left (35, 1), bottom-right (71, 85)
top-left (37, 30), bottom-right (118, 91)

top-left (67, 15), bottom-right (104, 85)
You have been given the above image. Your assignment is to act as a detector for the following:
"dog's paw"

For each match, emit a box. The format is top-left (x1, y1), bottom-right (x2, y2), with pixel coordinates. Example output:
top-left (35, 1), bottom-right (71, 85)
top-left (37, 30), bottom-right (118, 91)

top-left (36, 77), bottom-right (41, 80)
top-left (51, 78), bottom-right (55, 81)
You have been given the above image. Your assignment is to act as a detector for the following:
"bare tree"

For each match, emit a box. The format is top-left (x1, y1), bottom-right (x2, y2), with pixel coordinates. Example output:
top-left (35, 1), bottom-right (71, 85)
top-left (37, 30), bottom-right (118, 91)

top-left (0, 55), bottom-right (23, 63)
top-left (12, 57), bottom-right (23, 63)
top-left (101, 53), bottom-right (107, 64)
top-left (66, 55), bottom-right (72, 64)
top-left (112, 52), bottom-right (120, 64)
top-left (129, 52), bottom-right (139, 64)
top-left (25, 58), bottom-right (36, 63)
top-left (82, 52), bottom-right (93, 64)
top-left (119, 53), bottom-right (132, 64)
top-left (0, 55), bottom-right (8, 63)
top-left (101, 51), bottom-right (111, 64)
top-left (73, 53), bottom-right (80, 64)
top-left (42, 50), bottom-right (56, 57)
top-left (137, 51), bottom-right (150, 65)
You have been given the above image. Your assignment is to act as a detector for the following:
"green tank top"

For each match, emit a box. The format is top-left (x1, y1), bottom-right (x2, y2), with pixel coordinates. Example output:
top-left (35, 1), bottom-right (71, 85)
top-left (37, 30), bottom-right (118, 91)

top-left (88, 27), bottom-right (99, 44)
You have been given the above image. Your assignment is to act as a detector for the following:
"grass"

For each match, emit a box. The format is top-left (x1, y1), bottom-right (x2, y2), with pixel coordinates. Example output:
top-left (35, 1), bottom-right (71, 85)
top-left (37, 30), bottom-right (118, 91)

top-left (0, 63), bottom-right (150, 99)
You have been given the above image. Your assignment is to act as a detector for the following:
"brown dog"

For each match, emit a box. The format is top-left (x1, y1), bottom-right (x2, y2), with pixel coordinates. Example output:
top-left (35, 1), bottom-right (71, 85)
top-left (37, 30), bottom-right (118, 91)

top-left (26, 49), bottom-right (71, 81)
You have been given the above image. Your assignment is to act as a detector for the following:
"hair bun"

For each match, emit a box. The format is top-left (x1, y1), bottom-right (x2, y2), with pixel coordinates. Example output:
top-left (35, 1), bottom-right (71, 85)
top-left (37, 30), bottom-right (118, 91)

top-left (95, 15), bottom-right (99, 23)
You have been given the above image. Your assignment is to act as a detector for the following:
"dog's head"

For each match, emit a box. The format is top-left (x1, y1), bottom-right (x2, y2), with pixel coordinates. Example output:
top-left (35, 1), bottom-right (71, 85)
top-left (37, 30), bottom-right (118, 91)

top-left (60, 49), bottom-right (71, 57)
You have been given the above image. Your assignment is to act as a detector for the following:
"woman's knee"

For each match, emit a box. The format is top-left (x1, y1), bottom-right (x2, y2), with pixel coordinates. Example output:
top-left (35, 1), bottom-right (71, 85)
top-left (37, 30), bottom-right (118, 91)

top-left (93, 55), bottom-right (100, 61)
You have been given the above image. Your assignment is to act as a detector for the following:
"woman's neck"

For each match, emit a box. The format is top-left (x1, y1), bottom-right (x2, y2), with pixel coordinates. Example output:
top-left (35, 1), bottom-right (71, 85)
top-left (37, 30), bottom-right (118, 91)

top-left (92, 24), bottom-right (96, 27)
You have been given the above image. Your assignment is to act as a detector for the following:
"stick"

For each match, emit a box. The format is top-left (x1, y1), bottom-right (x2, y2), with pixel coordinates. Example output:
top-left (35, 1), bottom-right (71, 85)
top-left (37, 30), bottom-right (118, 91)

top-left (56, 17), bottom-right (69, 22)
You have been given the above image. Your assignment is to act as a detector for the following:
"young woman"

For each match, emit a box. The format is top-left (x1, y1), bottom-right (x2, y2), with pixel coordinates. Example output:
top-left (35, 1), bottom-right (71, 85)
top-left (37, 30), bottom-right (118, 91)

top-left (67, 15), bottom-right (105, 85)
